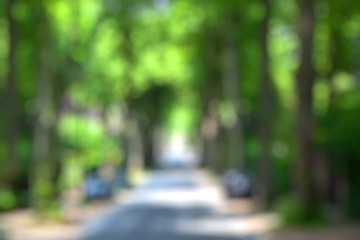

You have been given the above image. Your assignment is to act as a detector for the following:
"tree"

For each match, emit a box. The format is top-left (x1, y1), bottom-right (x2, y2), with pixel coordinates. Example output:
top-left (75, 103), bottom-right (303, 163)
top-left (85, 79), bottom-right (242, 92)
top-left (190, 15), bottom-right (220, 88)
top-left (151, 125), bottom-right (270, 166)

top-left (258, 0), bottom-right (276, 206)
top-left (294, 0), bottom-right (317, 217)
top-left (31, 0), bottom-right (59, 213)
top-left (220, 3), bottom-right (245, 170)
top-left (4, 0), bottom-right (19, 186)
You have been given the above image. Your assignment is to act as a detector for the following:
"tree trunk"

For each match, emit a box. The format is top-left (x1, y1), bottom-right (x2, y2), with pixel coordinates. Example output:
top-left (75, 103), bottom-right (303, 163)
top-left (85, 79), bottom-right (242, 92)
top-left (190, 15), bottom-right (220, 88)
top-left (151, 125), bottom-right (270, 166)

top-left (31, 3), bottom-right (59, 214)
top-left (258, 0), bottom-right (275, 206)
top-left (143, 133), bottom-right (154, 169)
top-left (4, 0), bottom-right (18, 186)
top-left (201, 25), bottom-right (222, 171)
top-left (295, 0), bottom-right (317, 216)
top-left (327, 26), bottom-right (342, 103)
top-left (221, 13), bottom-right (244, 170)
top-left (201, 99), bottom-right (219, 169)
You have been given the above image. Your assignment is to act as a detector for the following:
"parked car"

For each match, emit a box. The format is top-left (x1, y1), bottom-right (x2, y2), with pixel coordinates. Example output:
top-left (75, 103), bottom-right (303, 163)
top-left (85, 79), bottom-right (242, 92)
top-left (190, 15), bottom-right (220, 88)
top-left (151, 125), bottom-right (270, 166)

top-left (83, 170), bottom-right (112, 199)
top-left (222, 169), bottom-right (255, 198)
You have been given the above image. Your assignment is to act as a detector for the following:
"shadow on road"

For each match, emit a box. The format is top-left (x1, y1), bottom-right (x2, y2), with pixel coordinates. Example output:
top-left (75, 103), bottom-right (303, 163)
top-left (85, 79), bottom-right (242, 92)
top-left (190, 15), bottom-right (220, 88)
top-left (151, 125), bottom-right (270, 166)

top-left (81, 204), bottom-right (259, 240)
top-left (80, 170), bottom-right (262, 240)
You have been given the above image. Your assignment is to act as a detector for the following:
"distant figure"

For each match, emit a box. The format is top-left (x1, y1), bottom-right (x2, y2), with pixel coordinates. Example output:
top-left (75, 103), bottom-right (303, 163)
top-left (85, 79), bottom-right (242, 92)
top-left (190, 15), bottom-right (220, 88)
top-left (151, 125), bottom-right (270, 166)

top-left (222, 169), bottom-right (254, 198)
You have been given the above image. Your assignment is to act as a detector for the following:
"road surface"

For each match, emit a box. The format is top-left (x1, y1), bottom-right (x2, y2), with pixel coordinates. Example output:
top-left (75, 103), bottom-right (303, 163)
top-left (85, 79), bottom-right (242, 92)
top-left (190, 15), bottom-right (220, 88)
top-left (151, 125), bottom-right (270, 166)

top-left (80, 169), bottom-right (262, 240)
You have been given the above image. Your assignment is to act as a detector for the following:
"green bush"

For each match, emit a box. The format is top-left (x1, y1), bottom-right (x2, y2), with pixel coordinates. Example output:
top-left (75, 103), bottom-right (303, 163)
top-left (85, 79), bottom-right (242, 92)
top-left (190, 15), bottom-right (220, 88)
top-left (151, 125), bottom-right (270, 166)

top-left (320, 91), bottom-right (360, 218)
top-left (275, 195), bottom-right (326, 226)
top-left (275, 195), bottom-right (308, 224)
top-left (0, 188), bottom-right (16, 211)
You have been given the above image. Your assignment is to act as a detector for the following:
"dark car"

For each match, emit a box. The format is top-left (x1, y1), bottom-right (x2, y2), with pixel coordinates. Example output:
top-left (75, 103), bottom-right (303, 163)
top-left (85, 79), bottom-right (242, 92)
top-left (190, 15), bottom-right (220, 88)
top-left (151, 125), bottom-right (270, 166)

top-left (222, 169), bottom-right (255, 198)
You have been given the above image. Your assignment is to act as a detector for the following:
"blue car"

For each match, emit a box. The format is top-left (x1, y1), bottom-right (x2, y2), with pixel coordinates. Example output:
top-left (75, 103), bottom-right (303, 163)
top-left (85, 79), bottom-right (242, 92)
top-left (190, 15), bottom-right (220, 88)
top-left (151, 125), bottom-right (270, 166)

top-left (83, 171), bottom-right (112, 199)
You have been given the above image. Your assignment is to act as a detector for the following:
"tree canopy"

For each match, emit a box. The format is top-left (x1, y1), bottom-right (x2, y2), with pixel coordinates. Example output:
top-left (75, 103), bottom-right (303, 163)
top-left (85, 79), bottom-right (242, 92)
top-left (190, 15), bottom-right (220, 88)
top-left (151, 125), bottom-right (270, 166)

top-left (1, 0), bottom-right (360, 224)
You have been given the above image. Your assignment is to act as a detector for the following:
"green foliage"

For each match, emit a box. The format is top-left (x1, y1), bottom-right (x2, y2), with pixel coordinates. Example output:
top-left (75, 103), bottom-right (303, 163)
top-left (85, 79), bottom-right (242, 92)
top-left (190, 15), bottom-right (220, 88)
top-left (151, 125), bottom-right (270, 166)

top-left (320, 90), bottom-right (360, 218)
top-left (321, 91), bottom-right (360, 166)
top-left (58, 113), bottom-right (123, 190)
top-left (0, 188), bottom-right (16, 211)
top-left (275, 195), bottom-right (325, 226)
top-left (276, 195), bottom-right (307, 224)
top-left (313, 79), bottom-right (330, 116)
top-left (1, 0), bottom-right (360, 225)
top-left (269, 22), bottom-right (298, 109)
top-left (0, 20), bottom-right (8, 83)
top-left (59, 158), bottom-right (84, 190)
top-left (59, 113), bottom-right (104, 149)
top-left (167, 100), bottom-right (199, 135)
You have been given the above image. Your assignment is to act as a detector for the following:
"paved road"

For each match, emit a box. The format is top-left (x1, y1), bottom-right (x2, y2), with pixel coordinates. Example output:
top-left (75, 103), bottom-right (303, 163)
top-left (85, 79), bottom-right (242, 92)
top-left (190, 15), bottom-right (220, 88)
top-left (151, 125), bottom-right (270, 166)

top-left (80, 169), bottom-right (260, 240)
